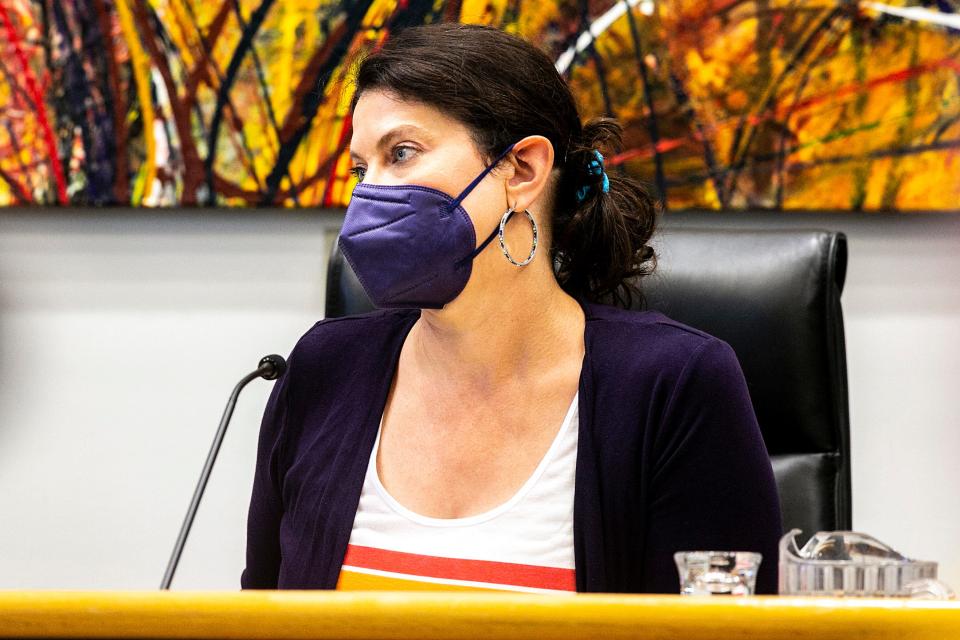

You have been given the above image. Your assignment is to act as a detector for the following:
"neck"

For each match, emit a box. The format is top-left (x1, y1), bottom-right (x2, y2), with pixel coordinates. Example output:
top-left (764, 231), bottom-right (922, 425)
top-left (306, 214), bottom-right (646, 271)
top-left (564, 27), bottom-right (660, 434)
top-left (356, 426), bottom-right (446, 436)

top-left (407, 265), bottom-right (585, 393)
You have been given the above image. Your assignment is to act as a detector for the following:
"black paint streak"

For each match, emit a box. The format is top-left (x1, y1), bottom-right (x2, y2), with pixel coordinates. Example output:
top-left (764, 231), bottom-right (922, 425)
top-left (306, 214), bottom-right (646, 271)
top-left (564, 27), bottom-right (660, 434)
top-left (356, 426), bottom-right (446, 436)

top-left (624, 1), bottom-right (667, 207)
top-left (204, 0), bottom-right (278, 205)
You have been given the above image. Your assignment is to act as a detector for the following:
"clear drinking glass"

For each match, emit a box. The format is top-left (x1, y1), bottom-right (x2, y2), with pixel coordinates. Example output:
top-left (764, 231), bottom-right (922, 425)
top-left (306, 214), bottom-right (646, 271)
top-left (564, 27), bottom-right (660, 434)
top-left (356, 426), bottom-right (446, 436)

top-left (674, 551), bottom-right (762, 596)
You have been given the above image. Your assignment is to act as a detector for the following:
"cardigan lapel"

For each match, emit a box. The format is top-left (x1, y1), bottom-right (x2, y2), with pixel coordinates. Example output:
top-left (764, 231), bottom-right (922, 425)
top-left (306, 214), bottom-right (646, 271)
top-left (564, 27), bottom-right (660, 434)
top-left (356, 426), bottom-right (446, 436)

top-left (322, 310), bottom-right (420, 588)
top-left (573, 298), bottom-right (609, 591)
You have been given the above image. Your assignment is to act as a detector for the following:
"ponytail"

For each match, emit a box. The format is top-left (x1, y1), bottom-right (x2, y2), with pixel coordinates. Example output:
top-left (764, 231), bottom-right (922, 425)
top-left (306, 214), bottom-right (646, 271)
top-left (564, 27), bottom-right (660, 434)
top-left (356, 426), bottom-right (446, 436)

top-left (553, 117), bottom-right (660, 308)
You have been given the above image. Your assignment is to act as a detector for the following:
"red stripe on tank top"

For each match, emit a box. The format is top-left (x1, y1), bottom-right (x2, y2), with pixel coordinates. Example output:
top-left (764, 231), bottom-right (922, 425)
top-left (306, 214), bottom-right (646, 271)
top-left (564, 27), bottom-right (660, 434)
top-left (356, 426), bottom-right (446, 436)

top-left (341, 544), bottom-right (576, 591)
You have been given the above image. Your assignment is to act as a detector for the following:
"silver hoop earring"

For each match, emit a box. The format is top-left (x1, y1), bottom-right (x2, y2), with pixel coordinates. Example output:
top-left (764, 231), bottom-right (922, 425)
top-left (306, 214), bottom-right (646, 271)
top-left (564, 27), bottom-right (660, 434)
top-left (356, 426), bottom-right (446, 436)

top-left (498, 207), bottom-right (538, 267)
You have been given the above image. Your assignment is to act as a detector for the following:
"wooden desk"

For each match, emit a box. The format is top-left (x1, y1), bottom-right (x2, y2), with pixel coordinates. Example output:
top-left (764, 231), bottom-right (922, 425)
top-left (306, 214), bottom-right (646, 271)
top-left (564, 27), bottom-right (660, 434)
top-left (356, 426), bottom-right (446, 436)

top-left (0, 591), bottom-right (958, 639)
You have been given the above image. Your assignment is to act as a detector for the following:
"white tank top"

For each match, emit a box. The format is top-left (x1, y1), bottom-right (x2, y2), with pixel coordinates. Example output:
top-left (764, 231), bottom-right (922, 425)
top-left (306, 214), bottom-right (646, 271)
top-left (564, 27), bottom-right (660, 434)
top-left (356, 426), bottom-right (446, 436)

top-left (336, 392), bottom-right (579, 593)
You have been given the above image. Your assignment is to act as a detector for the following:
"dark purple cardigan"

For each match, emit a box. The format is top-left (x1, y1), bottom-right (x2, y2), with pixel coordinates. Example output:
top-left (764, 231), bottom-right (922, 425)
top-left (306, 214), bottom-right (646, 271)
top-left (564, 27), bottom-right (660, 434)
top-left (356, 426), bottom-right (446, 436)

top-left (241, 300), bottom-right (782, 593)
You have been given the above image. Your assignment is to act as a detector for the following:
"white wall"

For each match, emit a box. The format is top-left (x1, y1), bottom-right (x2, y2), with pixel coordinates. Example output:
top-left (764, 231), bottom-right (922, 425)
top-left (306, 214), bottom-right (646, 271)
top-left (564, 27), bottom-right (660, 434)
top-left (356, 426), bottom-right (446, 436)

top-left (0, 210), bottom-right (339, 590)
top-left (0, 210), bottom-right (957, 591)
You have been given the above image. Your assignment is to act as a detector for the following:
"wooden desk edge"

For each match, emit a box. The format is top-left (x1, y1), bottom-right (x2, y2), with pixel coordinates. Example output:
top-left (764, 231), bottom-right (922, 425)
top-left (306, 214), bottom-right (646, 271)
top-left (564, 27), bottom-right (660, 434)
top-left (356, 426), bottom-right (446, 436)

top-left (1, 591), bottom-right (958, 640)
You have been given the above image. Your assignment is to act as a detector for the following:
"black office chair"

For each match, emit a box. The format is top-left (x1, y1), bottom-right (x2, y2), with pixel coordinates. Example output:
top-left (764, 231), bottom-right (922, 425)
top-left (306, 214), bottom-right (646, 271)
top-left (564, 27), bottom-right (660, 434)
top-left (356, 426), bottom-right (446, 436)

top-left (324, 225), bottom-right (852, 536)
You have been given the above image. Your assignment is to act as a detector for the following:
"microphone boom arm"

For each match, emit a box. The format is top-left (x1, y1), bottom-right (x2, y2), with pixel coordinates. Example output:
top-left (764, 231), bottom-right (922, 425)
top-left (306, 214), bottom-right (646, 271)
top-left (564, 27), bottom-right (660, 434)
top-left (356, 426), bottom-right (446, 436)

top-left (160, 355), bottom-right (286, 590)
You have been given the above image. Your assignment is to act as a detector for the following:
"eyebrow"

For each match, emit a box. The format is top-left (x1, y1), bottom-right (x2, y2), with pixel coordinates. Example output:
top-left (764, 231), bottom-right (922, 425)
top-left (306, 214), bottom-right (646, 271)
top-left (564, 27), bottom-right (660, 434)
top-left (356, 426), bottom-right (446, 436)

top-left (348, 124), bottom-right (430, 161)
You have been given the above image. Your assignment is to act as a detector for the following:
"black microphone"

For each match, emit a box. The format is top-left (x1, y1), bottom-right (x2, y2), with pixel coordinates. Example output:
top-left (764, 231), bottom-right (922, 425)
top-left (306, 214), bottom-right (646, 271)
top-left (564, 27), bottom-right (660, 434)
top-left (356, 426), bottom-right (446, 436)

top-left (160, 354), bottom-right (287, 590)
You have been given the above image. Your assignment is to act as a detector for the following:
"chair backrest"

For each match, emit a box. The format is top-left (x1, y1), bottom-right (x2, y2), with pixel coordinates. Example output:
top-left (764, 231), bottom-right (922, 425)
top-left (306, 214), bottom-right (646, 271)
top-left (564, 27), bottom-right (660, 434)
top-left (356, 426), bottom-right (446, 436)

top-left (324, 226), bottom-right (852, 536)
top-left (642, 226), bottom-right (851, 536)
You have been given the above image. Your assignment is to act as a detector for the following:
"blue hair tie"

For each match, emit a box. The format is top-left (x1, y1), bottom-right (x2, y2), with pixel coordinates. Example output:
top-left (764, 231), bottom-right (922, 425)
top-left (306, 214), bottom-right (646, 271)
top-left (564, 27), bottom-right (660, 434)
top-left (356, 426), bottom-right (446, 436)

top-left (575, 150), bottom-right (610, 203)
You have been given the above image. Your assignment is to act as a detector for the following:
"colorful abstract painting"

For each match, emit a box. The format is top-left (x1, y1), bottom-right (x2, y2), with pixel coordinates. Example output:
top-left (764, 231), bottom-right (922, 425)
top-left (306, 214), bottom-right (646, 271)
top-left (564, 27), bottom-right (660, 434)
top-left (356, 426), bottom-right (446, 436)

top-left (0, 0), bottom-right (957, 209)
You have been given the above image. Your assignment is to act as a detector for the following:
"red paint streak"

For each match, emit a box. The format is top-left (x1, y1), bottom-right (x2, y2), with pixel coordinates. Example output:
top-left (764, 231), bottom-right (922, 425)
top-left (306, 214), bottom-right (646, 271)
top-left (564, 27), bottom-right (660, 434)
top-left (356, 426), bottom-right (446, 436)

top-left (610, 56), bottom-right (960, 167)
top-left (0, 5), bottom-right (68, 204)
top-left (773, 55), bottom-right (960, 122)
top-left (322, 110), bottom-right (353, 208)
top-left (611, 138), bottom-right (686, 164)
top-left (319, 28), bottom-right (391, 207)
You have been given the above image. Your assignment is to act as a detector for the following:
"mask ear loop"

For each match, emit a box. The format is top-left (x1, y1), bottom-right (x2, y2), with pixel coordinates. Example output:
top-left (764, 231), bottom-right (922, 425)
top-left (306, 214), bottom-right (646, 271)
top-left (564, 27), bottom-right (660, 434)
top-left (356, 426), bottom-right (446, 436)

top-left (453, 143), bottom-right (517, 269)
top-left (447, 143), bottom-right (516, 213)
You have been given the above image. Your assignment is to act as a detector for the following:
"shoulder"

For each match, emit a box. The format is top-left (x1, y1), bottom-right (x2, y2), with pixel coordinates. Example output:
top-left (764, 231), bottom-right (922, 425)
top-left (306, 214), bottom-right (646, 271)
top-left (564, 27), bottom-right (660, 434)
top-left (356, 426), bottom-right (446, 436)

top-left (581, 302), bottom-right (760, 470)
top-left (294, 308), bottom-right (418, 351)
top-left (284, 308), bottom-right (419, 380)
top-left (583, 301), bottom-right (740, 382)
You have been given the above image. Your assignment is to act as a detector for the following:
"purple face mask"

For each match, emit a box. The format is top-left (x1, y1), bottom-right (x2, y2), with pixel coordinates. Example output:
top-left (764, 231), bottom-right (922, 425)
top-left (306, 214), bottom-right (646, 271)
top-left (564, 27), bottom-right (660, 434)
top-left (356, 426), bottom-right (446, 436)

top-left (338, 143), bottom-right (516, 309)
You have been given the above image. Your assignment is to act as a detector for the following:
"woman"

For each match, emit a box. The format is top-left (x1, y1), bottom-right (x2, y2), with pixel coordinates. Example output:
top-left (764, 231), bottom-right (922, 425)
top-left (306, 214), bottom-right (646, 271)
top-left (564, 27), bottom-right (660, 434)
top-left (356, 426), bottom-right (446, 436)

top-left (242, 22), bottom-right (781, 594)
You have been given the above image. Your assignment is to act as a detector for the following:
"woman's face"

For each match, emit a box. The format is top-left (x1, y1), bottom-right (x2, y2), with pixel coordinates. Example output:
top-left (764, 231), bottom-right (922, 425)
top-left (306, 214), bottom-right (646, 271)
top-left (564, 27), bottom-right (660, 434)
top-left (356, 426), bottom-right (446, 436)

top-left (348, 89), bottom-right (509, 241)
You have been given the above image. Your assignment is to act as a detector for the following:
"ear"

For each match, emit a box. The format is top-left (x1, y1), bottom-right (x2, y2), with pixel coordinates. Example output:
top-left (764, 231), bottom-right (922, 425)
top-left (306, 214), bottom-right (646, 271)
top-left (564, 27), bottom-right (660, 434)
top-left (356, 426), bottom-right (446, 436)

top-left (504, 135), bottom-right (554, 212)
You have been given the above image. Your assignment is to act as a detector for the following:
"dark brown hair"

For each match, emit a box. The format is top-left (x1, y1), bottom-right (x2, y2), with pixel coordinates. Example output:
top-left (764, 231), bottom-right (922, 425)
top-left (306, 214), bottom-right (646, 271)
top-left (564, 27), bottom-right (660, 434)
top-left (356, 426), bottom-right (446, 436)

top-left (350, 22), bottom-right (658, 307)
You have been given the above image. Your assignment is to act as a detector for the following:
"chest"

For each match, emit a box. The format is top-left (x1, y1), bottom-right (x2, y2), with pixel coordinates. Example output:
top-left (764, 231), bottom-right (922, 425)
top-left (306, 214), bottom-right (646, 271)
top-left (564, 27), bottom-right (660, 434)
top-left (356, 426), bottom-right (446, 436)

top-left (336, 395), bottom-right (580, 592)
top-left (376, 376), bottom-right (580, 519)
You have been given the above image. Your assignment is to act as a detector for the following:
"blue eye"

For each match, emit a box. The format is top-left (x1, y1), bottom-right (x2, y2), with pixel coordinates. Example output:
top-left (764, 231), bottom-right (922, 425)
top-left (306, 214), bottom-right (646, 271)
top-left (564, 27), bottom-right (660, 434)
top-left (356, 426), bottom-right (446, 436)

top-left (392, 145), bottom-right (416, 163)
top-left (349, 166), bottom-right (366, 182)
